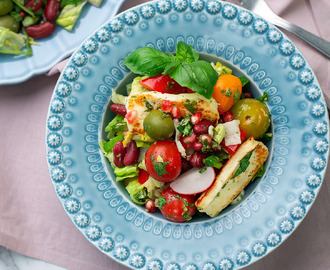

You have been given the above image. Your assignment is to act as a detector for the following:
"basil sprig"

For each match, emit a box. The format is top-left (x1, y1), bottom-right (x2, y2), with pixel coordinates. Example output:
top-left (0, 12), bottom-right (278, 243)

top-left (123, 42), bottom-right (218, 99)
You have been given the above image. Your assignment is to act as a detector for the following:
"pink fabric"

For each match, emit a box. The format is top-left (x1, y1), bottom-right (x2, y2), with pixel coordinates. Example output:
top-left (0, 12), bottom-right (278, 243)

top-left (0, 1), bottom-right (329, 270)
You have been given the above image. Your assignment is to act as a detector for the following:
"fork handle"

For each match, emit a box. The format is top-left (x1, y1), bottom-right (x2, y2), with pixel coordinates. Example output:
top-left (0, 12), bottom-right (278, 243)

top-left (272, 16), bottom-right (330, 58)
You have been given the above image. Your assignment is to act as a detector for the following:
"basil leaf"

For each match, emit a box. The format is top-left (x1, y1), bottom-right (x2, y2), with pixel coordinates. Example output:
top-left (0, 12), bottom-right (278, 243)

top-left (175, 41), bottom-right (199, 63)
top-left (123, 47), bottom-right (175, 76)
top-left (163, 61), bottom-right (180, 75)
top-left (170, 60), bottom-right (218, 99)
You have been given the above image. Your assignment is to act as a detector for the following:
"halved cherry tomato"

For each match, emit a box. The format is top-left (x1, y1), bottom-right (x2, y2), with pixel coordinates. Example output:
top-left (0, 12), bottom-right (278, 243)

top-left (140, 74), bottom-right (189, 94)
top-left (158, 187), bottom-right (196, 222)
top-left (138, 169), bottom-right (149, 184)
top-left (145, 140), bottom-right (181, 182)
top-left (221, 129), bottom-right (247, 155)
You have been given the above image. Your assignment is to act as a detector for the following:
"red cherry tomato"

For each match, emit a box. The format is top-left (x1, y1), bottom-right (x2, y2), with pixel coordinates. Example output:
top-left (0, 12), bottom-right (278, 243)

top-left (145, 140), bottom-right (182, 182)
top-left (138, 169), bottom-right (149, 184)
top-left (158, 187), bottom-right (197, 222)
top-left (221, 129), bottom-right (247, 155)
top-left (140, 74), bottom-right (189, 94)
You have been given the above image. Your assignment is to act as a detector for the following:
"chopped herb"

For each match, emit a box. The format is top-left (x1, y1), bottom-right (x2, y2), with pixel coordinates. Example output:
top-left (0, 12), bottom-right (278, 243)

top-left (177, 115), bottom-right (193, 136)
top-left (203, 155), bottom-right (223, 169)
top-left (60, 0), bottom-right (82, 6)
top-left (143, 98), bottom-right (153, 112)
top-left (183, 99), bottom-right (197, 114)
top-left (239, 76), bottom-right (250, 87)
top-left (222, 183), bottom-right (227, 189)
top-left (176, 194), bottom-right (182, 200)
top-left (182, 211), bottom-right (192, 221)
top-left (161, 112), bottom-right (171, 119)
top-left (257, 92), bottom-right (268, 103)
top-left (225, 89), bottom-right (232, 98)
top-left (151, 154), bottom-right (170, 177)
top-left (233, 89), bottom-right (241, 104)
top-left (167, 214), bottom-right (175, 219)
top-left (199, 167), bottom-right (207, 173)
top-left (165, 81), bottom-right (175, 91)
top-left (158, 196), bottom-right (166, 209)
top-left (232, 150), bottom-right (254, 179)
top-left (251, 165), bottom-right (266, 182)
top-left (221, 90), bottom-right (226, 94)
top-left (261, 132), bottom-right (272, 141)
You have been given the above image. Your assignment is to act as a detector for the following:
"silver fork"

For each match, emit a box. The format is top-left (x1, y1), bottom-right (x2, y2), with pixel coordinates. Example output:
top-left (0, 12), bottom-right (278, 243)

top-left (230, 0), bottom-right (330, 58)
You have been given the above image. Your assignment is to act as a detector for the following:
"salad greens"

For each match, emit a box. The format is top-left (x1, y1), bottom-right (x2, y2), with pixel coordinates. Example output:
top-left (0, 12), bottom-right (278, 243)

top-left (56, 0), bottom-right (87, 31)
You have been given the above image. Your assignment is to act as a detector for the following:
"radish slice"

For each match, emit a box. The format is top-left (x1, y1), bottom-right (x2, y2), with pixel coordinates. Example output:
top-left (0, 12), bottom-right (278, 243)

top-left (170, 167), bottom-right (215, 195)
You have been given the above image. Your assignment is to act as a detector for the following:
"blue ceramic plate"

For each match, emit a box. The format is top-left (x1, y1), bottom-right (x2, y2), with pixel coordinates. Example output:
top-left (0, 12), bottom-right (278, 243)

top-left (46, 1), bottom-right (329, 269)
top-left (0, 0), bottom-right (125, 85)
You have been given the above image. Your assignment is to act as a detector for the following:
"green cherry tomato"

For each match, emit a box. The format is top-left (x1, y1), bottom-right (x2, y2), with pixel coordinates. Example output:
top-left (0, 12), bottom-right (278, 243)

top-left (143, 110), bottom-right (174, 140)
top-left (0, 0), bottom-right (13, 16)
top-left (0, 15), bottom-right (20, 32)
top-left (231, 98), bottom-right (270, 139)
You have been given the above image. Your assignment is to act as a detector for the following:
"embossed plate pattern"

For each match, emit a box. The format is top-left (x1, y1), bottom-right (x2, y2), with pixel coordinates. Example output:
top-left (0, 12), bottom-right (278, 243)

top-left (0, 0), bottom-right (125, 85)
top-left (46, 1), bottom-right (329, 269)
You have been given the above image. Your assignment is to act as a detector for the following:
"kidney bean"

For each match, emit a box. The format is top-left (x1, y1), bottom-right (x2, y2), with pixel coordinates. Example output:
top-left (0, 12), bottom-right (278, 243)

top-left (193, 119), bottom-right (213, 134)
top-left (124, 141), bottom-right (139, 166)
top-left (189, 151), bottom-right (208, 168)
top-left (44, 0), bottom-right (60, 21)
top-left (25, 0), bottom-right (43, 12)
top-left (113, 141), bottom-right (126, 168)
top-left (26, 22), bottom-right (55, 39)
top-left (110, 103), bottom-right (127, 116)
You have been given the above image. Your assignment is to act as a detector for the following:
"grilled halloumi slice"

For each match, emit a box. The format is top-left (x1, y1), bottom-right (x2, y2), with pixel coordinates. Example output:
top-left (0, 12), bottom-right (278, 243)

top-left (195, 137), bottom-right (269, 217)
top-left (125, 91), bottom-right (219, 138)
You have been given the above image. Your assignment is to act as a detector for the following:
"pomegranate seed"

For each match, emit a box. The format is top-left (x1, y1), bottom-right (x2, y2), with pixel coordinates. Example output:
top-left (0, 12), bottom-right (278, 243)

top-left (193, 142), bottom-right (203, 151)
top-left (243, 91), bottom-right (253, 98)
top-left (181, 133), bottom-right (197, 149)
top-left (125, 110), bottom-right (138, 124)
top-left (170, 106), bottom-right (181, 119)
top-left (218, 114), bottom-right (225, 124)
top-left (199, 134), bottom-right (212, 145)
top-left (161, 100), bottom-right (173, 112)
top-left (193, 119), bottom-right (213, 134)
top-left (223, 111), bottom-right (235, 122)
top-left (19, 11), bottom-right (27, 18)
top-left (218, 105), bottom-right (224, 115)
top-left (145, 199), bottom-right (156, 213)
top-left (191, 112), bottom-right (202, 125)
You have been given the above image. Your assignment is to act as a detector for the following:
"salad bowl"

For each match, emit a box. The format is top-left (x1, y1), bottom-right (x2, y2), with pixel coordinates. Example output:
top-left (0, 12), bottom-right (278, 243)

top-left (46, 0), bottom-right (329, 269)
